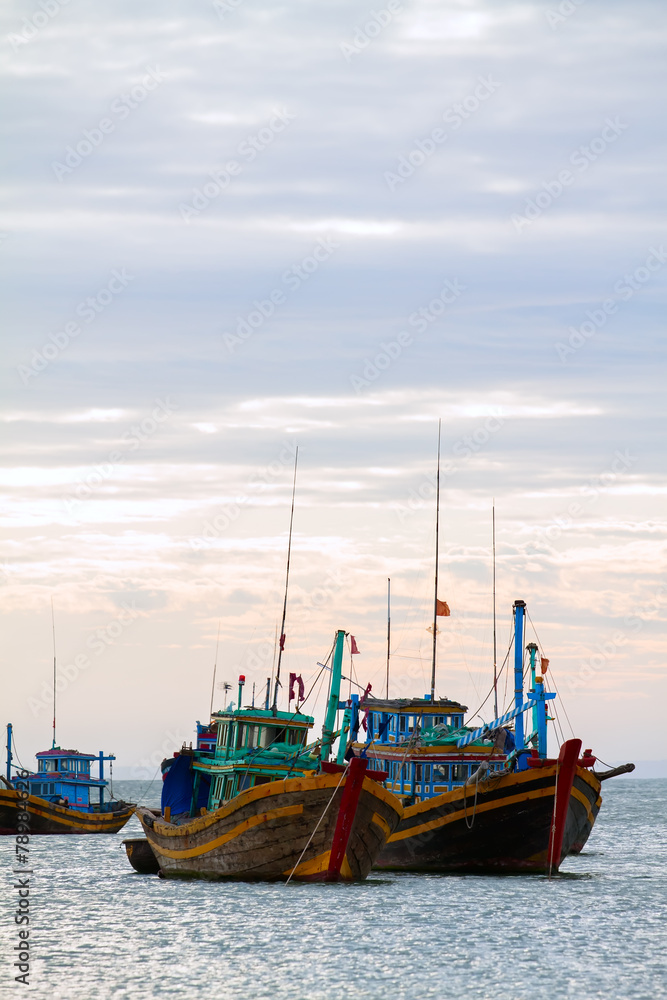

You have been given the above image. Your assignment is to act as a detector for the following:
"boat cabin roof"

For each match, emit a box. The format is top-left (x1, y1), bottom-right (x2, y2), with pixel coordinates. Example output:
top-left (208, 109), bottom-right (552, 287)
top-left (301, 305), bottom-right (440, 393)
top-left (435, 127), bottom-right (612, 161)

top-left (211, 708), bottom-right (314, 727)
top-left (360, 698), bottom-right (468, 714)
top-left (36, 748), bottom-right (97, 760)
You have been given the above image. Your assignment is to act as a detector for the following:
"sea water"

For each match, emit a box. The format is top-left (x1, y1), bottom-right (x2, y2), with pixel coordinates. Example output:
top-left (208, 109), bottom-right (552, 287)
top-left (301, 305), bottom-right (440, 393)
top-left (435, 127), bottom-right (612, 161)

top-left (1, 778), bottom-right (665, 999)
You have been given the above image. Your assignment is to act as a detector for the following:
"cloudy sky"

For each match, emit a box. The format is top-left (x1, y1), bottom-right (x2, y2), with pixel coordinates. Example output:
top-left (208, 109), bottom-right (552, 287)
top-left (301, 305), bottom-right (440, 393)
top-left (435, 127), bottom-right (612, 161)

top-left (2, 0), bottom-right (665, 774)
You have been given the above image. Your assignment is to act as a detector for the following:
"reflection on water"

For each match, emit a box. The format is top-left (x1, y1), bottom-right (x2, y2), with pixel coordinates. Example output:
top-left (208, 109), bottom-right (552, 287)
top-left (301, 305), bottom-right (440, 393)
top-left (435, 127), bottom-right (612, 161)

top-left (1, 779), bottom-right (665, 1000)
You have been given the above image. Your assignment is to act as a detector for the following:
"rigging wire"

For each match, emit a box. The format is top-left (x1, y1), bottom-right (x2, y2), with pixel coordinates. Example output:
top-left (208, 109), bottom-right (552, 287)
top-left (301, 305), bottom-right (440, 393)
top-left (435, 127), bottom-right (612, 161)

top-left (526, 610), bottom-right (575, 739)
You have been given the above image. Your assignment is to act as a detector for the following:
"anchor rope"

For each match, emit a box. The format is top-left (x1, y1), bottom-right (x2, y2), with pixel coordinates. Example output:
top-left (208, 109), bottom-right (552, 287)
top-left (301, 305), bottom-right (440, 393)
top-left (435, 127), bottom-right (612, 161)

top-left (284, 763), bottom-right (349, 884)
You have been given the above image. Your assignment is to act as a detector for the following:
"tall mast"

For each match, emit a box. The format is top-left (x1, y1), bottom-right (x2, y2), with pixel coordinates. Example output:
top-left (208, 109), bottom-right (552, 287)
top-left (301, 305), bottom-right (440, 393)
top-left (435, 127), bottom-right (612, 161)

top-left (386, 577), bottom-right (391, 699)
top-left (492, 502), bottom-right (498, 718)
top-left (272, 447), bottom-right (298, 713)
top-left (50, 597), bottom-right (57, 749)
top-left (430, 419), bottom-right (441, 702)
top-left (209, 619), bottom-right (221, 719)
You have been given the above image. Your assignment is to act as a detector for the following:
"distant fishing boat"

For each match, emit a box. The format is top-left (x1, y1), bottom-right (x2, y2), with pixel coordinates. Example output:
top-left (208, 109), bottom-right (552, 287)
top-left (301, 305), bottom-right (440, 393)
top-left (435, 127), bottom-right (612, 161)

top-left (1, 725), bottom-right (134, 835)
top-left (132, 630), bottom-right (403, 881)
top-left (1, 601), bottom-right (133, 835)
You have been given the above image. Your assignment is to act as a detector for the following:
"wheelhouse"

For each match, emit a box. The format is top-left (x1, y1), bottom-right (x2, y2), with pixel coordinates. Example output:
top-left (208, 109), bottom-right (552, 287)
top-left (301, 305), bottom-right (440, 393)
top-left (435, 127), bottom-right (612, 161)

top-left (188, 707), bottom-right (316, 814)
top-left (357, 697), bottom-right (508, 802)
top-left (8, 746), bottom-right (117, 811)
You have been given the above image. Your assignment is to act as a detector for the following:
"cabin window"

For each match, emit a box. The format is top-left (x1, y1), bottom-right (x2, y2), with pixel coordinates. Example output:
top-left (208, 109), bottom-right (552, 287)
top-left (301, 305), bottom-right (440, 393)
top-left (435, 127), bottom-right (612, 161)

top-left (40, 759), bottom-right (56, 772)
top-left (452, 764), bottom-right (468, 781)
top-left (287, 729), bottom-right (303, 746)
top-left (433, 764), bottom-right (450, 782)
top-left (217, 724), bottom-right (229, 749)
top-left (399, 716), bottom-right (407, 733)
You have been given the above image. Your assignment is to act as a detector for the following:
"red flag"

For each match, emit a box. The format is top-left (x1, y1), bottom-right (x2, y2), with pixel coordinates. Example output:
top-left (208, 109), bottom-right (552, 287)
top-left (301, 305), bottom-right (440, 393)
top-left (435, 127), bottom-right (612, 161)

top-left (362, 682), bottom-right (372, 702)
top-left (540, 657), bottom-right (549, 674)
top-left (361, 713), bottom-right (368, 732)
top-left (350, 635), bottom-right (360, 655)
top-left (279, 634), bottom-right (286, 651)
top-left (436, 599), bottom-right (450, 617)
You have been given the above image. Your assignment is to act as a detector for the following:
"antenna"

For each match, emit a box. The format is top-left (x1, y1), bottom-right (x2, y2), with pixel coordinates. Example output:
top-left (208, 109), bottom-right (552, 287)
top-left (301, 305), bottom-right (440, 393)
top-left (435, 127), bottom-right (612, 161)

top-left (51, 597), bottom-right (57, 749)
top-left (272, 447), bottom-right (298, 712)
top-left (209, 619), bottom-right (221, 719)
top-left (492, 502), bottom-right (498, 718)
top-left (430, 419), bottom-right (441, 702)
top-left (386, 577), bottom-right (391, 699)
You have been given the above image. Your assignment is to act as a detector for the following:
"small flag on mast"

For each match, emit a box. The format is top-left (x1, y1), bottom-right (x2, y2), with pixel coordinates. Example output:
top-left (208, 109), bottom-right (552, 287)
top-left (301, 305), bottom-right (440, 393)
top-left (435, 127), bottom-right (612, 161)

top-left (350, 635), bottom-right (360, 654)
top-left (436, 599), bottom-right (450, 617)
top-left (540, 657), bottom-right (549, 674)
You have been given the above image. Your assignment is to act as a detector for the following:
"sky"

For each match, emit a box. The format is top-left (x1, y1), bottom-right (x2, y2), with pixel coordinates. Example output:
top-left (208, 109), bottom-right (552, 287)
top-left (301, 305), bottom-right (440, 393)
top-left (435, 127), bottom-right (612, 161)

top-left (1, 0), bottom-right (665, 776)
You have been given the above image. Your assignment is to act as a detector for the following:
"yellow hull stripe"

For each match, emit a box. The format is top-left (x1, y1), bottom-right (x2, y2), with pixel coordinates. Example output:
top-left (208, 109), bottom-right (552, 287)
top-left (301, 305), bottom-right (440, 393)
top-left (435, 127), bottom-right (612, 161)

top-left (371, 812), bottom-right (391, 838)
top-left (400, 766), bottom-right (558, 820)
top-left (0, 790), bottom-right (133, 829)
top-left (283, 849), bottom-right (331, 877)
top-left (388, 786), bottom-right (554, 843)
top-left (154, 804), bottom-right (303, 859)
top-left (150, 774), bottom-right (344, 838)
top-left (148, 770), bottom-right (402, 839)
top-left (571, 785), bottom-right (596, 826)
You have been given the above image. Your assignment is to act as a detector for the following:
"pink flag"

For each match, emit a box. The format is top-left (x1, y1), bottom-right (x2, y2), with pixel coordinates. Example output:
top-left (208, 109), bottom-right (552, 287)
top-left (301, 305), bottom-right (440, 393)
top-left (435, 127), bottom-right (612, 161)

top-left (350, 635), bottom-right (360, 655)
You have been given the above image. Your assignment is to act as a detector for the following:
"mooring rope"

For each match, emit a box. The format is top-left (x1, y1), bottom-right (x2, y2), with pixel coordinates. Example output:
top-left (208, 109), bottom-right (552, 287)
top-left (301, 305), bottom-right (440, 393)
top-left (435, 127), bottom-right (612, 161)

top-left (284, 764), bottom-right (349, 884)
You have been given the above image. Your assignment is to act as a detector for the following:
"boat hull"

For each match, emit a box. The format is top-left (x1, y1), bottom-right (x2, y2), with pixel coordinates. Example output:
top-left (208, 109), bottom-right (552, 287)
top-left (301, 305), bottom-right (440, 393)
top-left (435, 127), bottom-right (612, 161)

top-left (123, 838), bottom-right (161, 874)
top-left (567, 766), bottom-right (602, 854)
top-left (136, 761), bottom-right (402, 882)
top-left (0, 787), bottom-right (134, 835)
top-left (375, 742), bottom-right (585, 874)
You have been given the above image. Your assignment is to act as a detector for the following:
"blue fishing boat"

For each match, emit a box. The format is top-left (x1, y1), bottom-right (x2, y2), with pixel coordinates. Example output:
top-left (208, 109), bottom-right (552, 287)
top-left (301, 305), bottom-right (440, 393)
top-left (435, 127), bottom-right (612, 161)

top-left (1, 724), bottom-right (134, 835)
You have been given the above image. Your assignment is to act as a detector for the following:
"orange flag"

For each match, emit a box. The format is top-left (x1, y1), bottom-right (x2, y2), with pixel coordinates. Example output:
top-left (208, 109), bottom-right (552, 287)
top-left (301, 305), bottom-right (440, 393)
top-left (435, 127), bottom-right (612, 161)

top-left (540, 657), bottom-right (549, 674)
top-left (436, 600), bottom-right (450, 617)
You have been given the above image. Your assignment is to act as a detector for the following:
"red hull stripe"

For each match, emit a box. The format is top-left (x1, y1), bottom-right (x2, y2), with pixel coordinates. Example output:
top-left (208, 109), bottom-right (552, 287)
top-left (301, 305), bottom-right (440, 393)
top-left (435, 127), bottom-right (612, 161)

top-left (548, 738), bottom-right (581, 868)
top-left (327, 757), bottom-right (367, 878)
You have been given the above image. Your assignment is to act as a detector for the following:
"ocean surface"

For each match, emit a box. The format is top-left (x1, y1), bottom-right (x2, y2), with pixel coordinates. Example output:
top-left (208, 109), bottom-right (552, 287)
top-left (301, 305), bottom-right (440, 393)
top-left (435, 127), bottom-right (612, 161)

top-left (2, 778), bottom-right (665, 999)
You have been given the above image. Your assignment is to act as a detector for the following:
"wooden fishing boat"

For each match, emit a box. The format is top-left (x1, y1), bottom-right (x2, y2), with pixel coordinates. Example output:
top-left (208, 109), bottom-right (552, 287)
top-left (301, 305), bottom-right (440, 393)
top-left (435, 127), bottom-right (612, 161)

top-left (373, 738), bottom-right (588, 873)
top-left (348, 599), bottom-right (632, 873)
top-left (133, 629), bottom-right (403, 881)
top-left (137, 757), bottom-right (400, 881)
top-left (1, 729), bottom-right (134, 835)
